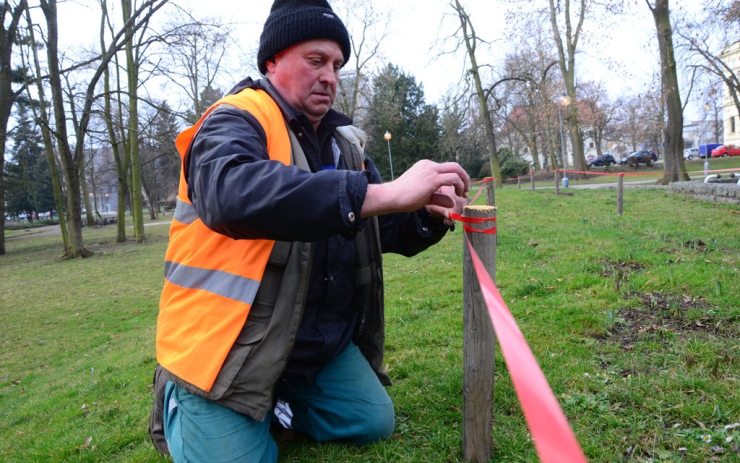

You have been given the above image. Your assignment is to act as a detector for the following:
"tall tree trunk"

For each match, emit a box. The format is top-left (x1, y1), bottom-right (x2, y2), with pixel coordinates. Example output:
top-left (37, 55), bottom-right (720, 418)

top-left (100, 0), bottom-right (127, 242)
top-left (528, 135), bottom-right (541, 170)
top-left (80, 157), bottom-right (96, 225)
top-left (40, 0), bottom-right (91, 258)
top-left (0, 0), bottom-right (27, 255)
top-left (22, 2), bottom-right (69, 252)
top-left (453, 0), bottom-right (501, 193)
top-left (648, 0), bottom-right (689, 183)
top-left (548, 0), bottom-right (586, 172)
top-left (123, 0), bottom-right (145, 242)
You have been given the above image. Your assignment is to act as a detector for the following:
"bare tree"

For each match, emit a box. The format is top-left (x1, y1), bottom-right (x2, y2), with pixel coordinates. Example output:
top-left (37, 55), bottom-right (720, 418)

top-left (99, 0), bottom-right (128, 242)
top-left (0, 0), bottom-right (27, 255)
top-left (612, 89), bottom-right (661, 156)
top-left (547, 0), bottom-right (587, 171)
top-left (37, 0), bottom-right (168, 258)
top-left (675, 2), bottom-right (740, 122)
top-left (122, 0), bottom-right (148, 242)
top-left (647, 0), bottom-right (689, 183)
top-left (333, 0), bottom-right (388, 124)
top-left (159, 11), bottom-right (229, 123)
top-left (579, 81), bottom-right (616, 157)
top-left (19, 6), bottom-right (70, 251)
top-left (501, 26), bottom-right (561, 171)
top-left (450, 0), bottom-right (502, 190)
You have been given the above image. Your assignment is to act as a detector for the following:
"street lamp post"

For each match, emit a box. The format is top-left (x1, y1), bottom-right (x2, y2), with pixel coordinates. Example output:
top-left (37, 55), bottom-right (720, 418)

top-left (384, 130), bottom-right (394, 180)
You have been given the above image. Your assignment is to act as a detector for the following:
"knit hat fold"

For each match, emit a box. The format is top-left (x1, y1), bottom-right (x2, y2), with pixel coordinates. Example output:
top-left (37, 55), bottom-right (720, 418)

top-left (257, 0), bottom-right (351, 74)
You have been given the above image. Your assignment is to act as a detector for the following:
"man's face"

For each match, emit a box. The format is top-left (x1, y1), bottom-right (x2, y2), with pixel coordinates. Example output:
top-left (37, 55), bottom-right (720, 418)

top-left (266, 39), bottom-right (344, 129)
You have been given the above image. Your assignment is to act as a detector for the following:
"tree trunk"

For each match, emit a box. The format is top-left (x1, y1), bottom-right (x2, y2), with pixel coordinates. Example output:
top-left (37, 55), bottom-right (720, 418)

top-left (100, 0), bottom-right (128, 242)
top-left (0, 0), bottom-right (27, 255)
top-left (453, 0), bottom-right (501, 192)
top-left (22, 3), bottom-right (69, 251)
top-left (649, 0), bottom-right (689, 183)
top-left (80, 158), bottom-right (96, 225)
top-left (123, 0), bottom-right (145, 242)
top-left (40, 0), bottom-right (91, 258)
top-left (548, 0), bottom-right (587, 172)
top-left (527, 135), bottom-right (541, 170)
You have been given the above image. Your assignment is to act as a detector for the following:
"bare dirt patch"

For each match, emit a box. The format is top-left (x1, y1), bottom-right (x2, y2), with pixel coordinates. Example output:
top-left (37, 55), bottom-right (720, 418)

top-left (599, 291), bottom-right (737, 349)
top-left (600, 260), bottom-right (645, 277)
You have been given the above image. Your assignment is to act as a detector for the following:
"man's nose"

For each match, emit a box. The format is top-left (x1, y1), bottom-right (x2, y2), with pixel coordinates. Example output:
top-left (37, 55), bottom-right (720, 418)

top-left (319, 65), bottom-right (338, 85)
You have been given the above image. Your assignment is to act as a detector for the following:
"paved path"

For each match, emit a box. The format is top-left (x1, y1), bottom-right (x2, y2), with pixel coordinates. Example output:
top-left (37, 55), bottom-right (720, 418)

top-left (7, 219), bottom-right (171, 239)
top-left (534, 178), bottom-right (659, 190)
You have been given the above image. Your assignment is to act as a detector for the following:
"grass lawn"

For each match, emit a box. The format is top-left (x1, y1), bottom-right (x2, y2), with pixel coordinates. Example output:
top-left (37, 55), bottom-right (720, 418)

top-left (0, 187), bottom-right (737, 462)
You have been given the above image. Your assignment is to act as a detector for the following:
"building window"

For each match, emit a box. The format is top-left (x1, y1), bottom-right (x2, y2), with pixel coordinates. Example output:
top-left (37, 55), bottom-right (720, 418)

top-left (732, 116), bottom-right (736, 133)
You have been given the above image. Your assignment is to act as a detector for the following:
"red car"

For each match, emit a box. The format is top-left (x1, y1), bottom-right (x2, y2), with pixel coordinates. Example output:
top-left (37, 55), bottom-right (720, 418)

top-left (711, 144), bottom-right (740, 157)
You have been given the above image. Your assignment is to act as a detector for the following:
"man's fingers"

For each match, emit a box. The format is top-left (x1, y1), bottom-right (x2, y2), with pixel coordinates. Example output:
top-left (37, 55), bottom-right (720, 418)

top-left (435, 172), bottom-right (467, 197)
top-left (436, 162), bottom-right (471, 194)
top-left (429, 192), bottom-right (454, 209)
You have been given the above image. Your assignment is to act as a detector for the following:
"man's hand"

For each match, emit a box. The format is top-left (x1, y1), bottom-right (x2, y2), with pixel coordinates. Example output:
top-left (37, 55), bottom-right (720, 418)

top-left (361, 160), bottom-right (470, 218)
top-left (425, 185), bottom-right (469, 226)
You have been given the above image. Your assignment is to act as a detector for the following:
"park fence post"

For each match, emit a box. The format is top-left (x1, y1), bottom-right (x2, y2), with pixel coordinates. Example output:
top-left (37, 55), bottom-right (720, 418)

top-left (555, 169), bottom-right (560, 196)
top-left (617, 173), bottom-right (624, 215)
top-left (517, 176), bottom-right (521, 189)
top-left (485, 179), bottom-right (495, 206)
top-left (530, 169), bottom-right (535, 192)
top-left (462, 204), bottom-right (496, 463)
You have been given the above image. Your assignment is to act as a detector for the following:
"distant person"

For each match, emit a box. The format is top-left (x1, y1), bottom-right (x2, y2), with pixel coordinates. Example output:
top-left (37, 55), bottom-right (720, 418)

top-left (148, 0), bottom-right (470, 461)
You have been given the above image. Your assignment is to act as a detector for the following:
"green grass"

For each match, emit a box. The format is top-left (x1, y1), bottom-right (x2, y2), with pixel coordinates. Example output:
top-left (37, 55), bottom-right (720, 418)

top-left (1, 188), bottom-right (738, 462)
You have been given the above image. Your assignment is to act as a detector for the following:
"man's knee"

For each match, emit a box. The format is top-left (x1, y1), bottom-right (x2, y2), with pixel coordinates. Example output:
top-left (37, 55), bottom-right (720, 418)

top-left (352, 402), bottom-right (395, 444)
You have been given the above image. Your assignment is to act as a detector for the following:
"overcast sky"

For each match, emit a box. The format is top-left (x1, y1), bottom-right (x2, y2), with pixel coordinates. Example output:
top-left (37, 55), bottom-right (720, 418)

top-left (54, 0), bottom-right (705, 113)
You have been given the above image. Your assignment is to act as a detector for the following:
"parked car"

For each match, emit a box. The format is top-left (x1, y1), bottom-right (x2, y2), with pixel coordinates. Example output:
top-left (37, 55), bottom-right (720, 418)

top-left (710, 144), bottom-right (740, 157)
top-left (700, 143), bottom-right (722, 158)
top-left (620, 150), bottom-right (657, 167)
top-left (683, 147), bottom-right (699, 160)
top-left (588, 154), bottom-right (617, 167)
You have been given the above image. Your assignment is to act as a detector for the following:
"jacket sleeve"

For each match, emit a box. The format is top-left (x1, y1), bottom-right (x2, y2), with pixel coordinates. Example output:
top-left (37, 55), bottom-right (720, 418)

top-left (363, 157), bottom-right (450, 257)
top-left (186, 106), bottom-right (369, 242)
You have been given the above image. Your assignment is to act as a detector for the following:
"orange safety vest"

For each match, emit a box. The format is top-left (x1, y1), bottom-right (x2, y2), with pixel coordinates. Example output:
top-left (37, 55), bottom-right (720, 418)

top-left (156, 88), bottom-right (291, 392)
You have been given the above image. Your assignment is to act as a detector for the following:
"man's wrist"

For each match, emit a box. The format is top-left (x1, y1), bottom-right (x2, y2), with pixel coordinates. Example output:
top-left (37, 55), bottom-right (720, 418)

top-left (361, 183), bottom-right (399, 217)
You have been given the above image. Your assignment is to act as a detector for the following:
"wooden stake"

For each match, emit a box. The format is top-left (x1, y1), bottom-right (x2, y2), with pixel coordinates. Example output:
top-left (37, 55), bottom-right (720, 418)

top-left (485, 180), bottom-right (495, 207)
top-left (617, 173), bottom-right (624, 215)
top-left (462, 204), bottom-right (496, 463)
top-left (530, 170), bottom-right (535, 192)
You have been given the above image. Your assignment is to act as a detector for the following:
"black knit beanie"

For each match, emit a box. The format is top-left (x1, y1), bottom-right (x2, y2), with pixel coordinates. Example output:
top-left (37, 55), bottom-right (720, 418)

top-left (257, 0), bottom-right (351, 74)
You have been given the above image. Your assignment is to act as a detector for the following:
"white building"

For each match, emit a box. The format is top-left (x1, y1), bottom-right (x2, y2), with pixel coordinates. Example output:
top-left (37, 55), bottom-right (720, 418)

top-left (721, 41), bottom-right (740, 146)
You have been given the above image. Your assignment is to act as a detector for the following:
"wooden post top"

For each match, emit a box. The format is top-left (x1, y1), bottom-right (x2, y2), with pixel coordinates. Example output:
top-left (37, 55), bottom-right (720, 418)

top-left (464, 205), bottom-right (497, 213)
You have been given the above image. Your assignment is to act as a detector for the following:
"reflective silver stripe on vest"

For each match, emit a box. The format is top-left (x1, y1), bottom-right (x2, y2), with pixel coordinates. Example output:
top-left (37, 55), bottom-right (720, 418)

top-left (174, 198), bottom-right (198, 224)
top-left (164, 261), bottom-right (260, 305)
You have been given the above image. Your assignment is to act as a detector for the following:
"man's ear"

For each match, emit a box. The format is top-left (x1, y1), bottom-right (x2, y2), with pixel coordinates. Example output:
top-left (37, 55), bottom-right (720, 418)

top-left (265, 57), bottom-right (277, 74)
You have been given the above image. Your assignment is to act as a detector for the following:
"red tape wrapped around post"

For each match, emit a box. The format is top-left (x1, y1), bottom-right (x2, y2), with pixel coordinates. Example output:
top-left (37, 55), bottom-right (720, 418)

top-left (449, 213), bottom-right (497, 234)
top-left (465, 238), bottom-right (588, 463)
